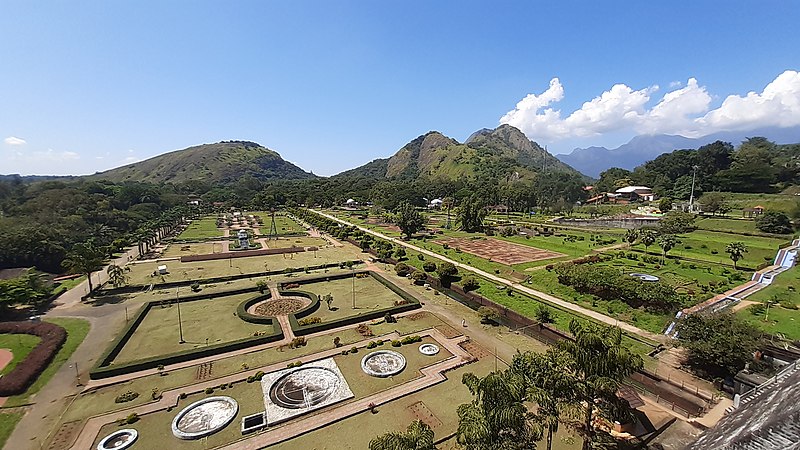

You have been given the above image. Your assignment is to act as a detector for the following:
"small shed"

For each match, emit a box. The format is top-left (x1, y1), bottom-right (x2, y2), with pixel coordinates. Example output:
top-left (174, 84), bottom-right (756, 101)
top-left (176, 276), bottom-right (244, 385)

top-left (157, 265), bottom-right (168, 275)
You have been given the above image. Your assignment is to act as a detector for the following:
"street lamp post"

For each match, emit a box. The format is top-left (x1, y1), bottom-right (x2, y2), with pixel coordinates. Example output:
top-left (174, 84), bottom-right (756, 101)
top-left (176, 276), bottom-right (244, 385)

top-left (71, 362), bottom-right (81, 386)
top-left (689, 165), bottom-right (699, 211)
top-left (352, 268), bottom-right (356, 309)
top-left (176, 288), bottom-right (185, 344)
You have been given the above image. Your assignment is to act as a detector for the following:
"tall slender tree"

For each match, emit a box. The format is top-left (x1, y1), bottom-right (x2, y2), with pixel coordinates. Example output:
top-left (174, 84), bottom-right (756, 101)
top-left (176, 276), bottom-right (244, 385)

top-left (657, 234), bottom-right (677, 264)
top-left (725, 241), bottom-right (748, 270)
top-left (369, 420), bottom-right (435, 450)
top-left (624, 229), bottom-right (639, 248)
top-left (62, 242), bottom-right (106, 294)
top-left (639, 230), bottom-right (657, 255)
top-left (106, 264), bottom-right (129, 288)
top-left (557, 320), bottom-right (643, 450)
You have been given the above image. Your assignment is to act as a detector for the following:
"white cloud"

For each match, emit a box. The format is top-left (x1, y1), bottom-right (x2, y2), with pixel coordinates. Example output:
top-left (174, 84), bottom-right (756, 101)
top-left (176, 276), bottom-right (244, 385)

top-left (4, 136), bottom-right (26, 146)
top-left (500, 70), bottom-right (800, 142)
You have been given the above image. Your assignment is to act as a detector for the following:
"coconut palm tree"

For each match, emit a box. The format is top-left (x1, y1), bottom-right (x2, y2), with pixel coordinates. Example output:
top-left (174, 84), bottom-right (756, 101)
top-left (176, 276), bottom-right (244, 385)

top-left (726, 241), bottom-right (748, 270)
top-left (511, 350), bottom-right (577, 450)
top-left (456, 371), bottom-right (541, 450)
top-left (657, 234), bottom-right (677, 264)
top-left (557, 320), bottom-right (643, 450)
top-left (640, 230), bottom-right (657, 255)
top-left (62, 242), bottom-right (106, 294)
top-left (369, 420), bottom-right (435, 450)
top-left (624, 229), bottom-right (639, 248)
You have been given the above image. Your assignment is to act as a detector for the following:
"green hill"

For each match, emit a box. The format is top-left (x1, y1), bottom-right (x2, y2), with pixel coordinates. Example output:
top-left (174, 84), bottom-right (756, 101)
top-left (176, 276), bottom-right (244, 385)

top-left (92, 141), bottom-right (316, 184)
top-left (338, 125), bottom-right (583, 181)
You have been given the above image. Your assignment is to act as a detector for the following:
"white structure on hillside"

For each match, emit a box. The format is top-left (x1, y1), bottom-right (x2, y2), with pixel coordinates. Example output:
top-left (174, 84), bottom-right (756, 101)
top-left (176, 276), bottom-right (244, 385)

top-left (615, 186), bottom-right (656, 202)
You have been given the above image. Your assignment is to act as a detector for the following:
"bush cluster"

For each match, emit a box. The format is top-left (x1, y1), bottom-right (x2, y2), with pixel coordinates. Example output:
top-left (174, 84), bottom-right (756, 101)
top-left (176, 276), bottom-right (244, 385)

top-left (554, 263), bottom-right (681, 312)
top-left (246, 371), bottom-right (265, 383)
top-left (114, 390), bottom-right (139, 403)
top-left (288, 337), bottom-right (307, 349)
top-left (298, 317), bottom-right (321, 326)
top-left (0, 321), bottom-right (67, 396)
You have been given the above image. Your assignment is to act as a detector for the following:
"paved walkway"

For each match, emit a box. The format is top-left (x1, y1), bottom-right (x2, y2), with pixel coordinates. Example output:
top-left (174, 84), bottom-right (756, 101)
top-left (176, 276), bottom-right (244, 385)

top-left (67, 328), bottom-right (469, 450)
top-left (313, 210), bottom-right (665, 343)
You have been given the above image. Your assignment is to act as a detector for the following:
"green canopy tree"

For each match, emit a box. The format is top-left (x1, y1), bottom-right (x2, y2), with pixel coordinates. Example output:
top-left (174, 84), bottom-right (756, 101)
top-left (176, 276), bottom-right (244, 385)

top-left (62, 242), bottom-right (106, 294)
top-left (624, 229), bottom-right (639, 247)
top-left (457, 196), bottom-right (487, 233)
top-left (369, 420), bottom-right (435, 450)
top-left (395, 202), bottom-right (424, 239)
top-left (557, 321), bottom-right (643, 450)
top-left (106, 264), bottom-right (129, 288)
top-left (725, 242), bottom-right (748, 270)
top-left (676, 312), bottom-right (762, 379)
top-left (639, 230), bottom-right (657, 255)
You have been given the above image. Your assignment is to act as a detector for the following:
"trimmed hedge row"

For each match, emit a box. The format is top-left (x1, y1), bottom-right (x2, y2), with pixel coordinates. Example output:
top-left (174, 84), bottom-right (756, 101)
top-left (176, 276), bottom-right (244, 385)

top-left (180, 246), bottom-right (303, 262)
top-left (0, 321), bottom-right (67, 396)
top-left (280, 290), bottom-right (320, 320)
top-left (90, 288), bottom-right (283, 380)
top-left (285, 271), bottom-right (421, 336)
top-left (236, 293), bottom-right (277, 324)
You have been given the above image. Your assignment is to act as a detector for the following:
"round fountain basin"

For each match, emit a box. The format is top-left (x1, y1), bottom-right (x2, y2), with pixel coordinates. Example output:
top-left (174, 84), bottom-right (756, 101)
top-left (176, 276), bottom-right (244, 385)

top-left (419, 343), bottom-right (440, 356)
top-left (171, 396), bottom-right (238, 440)
top-left (97, 429), bottom-right (138, 450)
top-left (269, 367), bottom-right (342, 409)
top-left (361, 350), bottom-right (406, 377)
top-left (629, 273), bottom-right (659, 282)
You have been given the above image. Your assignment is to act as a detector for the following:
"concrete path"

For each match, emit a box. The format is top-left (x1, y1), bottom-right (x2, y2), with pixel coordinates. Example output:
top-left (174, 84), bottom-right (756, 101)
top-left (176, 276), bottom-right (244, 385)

top-left (313, 210), bottom-right (665, 344)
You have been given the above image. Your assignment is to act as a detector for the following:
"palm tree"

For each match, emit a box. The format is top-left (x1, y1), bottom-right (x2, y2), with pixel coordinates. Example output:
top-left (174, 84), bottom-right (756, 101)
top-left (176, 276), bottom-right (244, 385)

top-left (106, 264), bottom-right (128, 288)
top-left (657, 234), bottom-right (677, 264)
top-left (511, 350), bottom-right (577, 450)
top-left (62, 242), bottom-right (106, 294)
top-left (640, 230), bottom-right (657, 255)
top-left (624, 229), bottom-right (639, 248)
top-left (726, 241), bottom-right (748, 270)
top-left (456, 371), bottom-right (541, 450)
top-left (369, 420), bottom-right (435, 450)
top-left (557, 320), bottom-right (643, 450)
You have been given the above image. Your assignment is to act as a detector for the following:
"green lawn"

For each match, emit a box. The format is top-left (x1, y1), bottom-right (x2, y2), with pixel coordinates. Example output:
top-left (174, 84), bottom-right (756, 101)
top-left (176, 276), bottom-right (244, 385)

top-left (632, 229), bottom-right (785, 269)
top-left (251, 213), bottom-right (306, 234)
top-left (736, 265), bottom-right (800, 340)
top-left (289, 275), bottom-right (404, 323)
top-left (112, 293), bottom-right (274, 364)
top-left (0, 334), bottom-right (40, 375)
top-left (0, 412), bottom-right (23, 449)
top-left (695, 217), bottom-right (762, 234)
top-left (711, 192), bottom-right (799, 215)
top-left (177, 216), bottom-right (224, 240)
top-left (3, 317), bottom-right (90, 407)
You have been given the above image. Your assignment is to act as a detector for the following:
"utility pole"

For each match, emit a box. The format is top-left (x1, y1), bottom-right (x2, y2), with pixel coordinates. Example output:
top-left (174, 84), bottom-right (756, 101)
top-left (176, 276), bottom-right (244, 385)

top-left (352, 268), bottom-right (356, 309)
top-left (689, 165), bottom-right (699, 212)
top-left (176, 288), bottom-right (185, 344)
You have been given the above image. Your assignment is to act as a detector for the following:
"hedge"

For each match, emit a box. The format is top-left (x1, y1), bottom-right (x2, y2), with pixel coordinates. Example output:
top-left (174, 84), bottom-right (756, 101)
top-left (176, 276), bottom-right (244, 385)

top-left (236, 293), bottom-right (277, 325)
top-left (285, 271), bottom-right (421, 336)
top-left (0, 321), bottom-right (67, 396)
top-left (279, 290), bottom-right (320, 320)
top-left (90, 287), bottom-right (283, 380)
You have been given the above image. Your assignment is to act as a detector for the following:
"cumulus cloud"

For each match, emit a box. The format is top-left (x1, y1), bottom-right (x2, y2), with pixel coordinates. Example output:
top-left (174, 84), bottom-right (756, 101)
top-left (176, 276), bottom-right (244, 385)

top-left (500, 70), bottom-right (800, 142)
top-left (4, 136), bottom-right (26, 145)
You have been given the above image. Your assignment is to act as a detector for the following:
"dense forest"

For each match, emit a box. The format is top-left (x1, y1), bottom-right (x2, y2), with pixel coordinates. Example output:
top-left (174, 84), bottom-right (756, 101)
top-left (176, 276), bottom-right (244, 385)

top-left (594, 138), bottom-right (800, 198)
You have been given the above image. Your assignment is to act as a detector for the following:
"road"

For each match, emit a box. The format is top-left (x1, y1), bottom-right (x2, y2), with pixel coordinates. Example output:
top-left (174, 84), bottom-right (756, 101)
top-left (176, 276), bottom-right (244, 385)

top-left (4, 244), bottom-right (144, 450)
top-left (312, 209), bottom-right (665, 344)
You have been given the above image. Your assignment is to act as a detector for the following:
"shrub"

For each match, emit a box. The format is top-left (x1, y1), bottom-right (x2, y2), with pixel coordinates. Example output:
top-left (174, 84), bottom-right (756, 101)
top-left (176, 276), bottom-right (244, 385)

top-left (356, 323), bottom-right (374, 337)
top-left (411, 270), bottom-right (428, 284)
top-left (125, 413), bottom-right (139, 424)
top-left (383, 312), bottom-right (397, 323)
top-left (349, 347), bottom-right (358, 354)
top-left (333, 336), bottom-right (342, 347)
top-left (422, 261), bottom-right (437, 272)
top-left (780, 300), bottom-right (798, 310)
top-left (298, 317), bottom-right (322, 326)
top-left (395, 262), bottom-right (413, 277)
top-left (436, 262), bottom-right (458, 279)
top-left (478, 307), bottom-right (500, 325)
top-left (391, 340), bottom-right (401, 347)
top-left (205, 387), bottom-right (214, 394)
top-left (289, 337), bottom-right (307, 349)
top-left (376, 339), bottom-right (384, 346)
top-left (367, 341), bottom-right (377, 349)
top-left (534, 304), bottom-right (555, 324)
top-left (179, 392), bottom-right (187, 399)
top-left (114, 390), bottom-right (139, 403)
top-left (190, 282), bottom-right (201, 292)
top-left (461, 277), bottom-right (480, 292)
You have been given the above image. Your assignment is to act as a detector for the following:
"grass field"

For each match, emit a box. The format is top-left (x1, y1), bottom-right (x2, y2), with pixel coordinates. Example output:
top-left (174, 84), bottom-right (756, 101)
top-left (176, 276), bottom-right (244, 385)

top-left (161, 242), bottom-right (223, 257)
top-left (0, 334), bottom-right (40, 376)
top-left (112, 293), bottom-right (274, 364)
top-left (288, 275), bottom-right (404, 323)
top-left (126, 246), bottom-right (362, 285)
top-left (3, 317), bottom-right (90, 407)
top-left (632, 229), bottom-right (785, 269)
top-left (177, 216), bottom-right (224, 240)
top-left (0, 412), bottom-right (23, 450)
top-left (251, 213), bottom-right (306, 234)
top-left (710, 192), bottom-right (799, 215)
top-left (265, 236), bottom-right (327, 248)
top-left (736, 265), bottom-right (800, 340)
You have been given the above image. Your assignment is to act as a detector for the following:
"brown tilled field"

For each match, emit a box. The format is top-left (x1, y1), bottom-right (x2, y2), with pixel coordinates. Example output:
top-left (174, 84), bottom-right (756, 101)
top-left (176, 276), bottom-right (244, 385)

top-left (434, 237), bottom-right (565, 265)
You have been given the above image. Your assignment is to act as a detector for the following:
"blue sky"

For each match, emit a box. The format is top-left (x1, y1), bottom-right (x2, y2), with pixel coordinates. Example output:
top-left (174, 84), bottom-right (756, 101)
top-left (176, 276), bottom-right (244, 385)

top-left (1, 1), bottom-right (799, 176)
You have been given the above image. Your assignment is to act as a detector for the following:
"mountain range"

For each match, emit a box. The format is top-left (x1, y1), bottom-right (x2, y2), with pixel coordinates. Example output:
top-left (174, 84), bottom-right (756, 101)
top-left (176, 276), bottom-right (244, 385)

top-left (557, 126), bottom-right (800, 178)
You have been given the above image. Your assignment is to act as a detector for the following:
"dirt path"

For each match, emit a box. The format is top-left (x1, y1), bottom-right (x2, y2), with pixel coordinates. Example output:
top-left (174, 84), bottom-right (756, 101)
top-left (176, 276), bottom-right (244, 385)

top-left (731, 300), bottom-right (757, 312)
top-left (314, 210), bottom-right (666, 344)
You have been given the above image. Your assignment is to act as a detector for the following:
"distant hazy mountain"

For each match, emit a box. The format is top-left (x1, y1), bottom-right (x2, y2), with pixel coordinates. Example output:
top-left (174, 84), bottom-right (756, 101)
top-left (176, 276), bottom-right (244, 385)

top-left (338, 124), bottom-right (582, 180)
top-left (557, 126), bottom-right (800, 178)
top-left (91, 140), bottom-right (316, 184)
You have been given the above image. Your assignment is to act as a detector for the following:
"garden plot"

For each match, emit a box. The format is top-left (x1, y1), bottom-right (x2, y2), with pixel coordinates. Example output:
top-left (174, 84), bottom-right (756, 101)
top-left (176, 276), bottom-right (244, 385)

top-left (434, 237), bottom-right (565, 265)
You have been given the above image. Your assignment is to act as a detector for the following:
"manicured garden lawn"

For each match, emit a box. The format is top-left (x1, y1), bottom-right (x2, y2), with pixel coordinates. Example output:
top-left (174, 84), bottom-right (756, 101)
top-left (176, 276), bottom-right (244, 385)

top-left (0, 334), bottom-right (40, 375)
top-left (251, 213), bottom-right (306, 234)
top-left (736, 265), bottom-right (800, 340)
top-left (112, 293), bottom-right (274, 364)
top-left (161, 242), bottom-right (222, 257)
top-left (177, 216), bottom-right (224, 240)
top-left (289, 275), bottom-right (403, 323)
top-left (126, 246), bottom-right (362, 285)
top-left (632, 229), bottom-right (785, 269)
top-left (695, 217), bottom-right (763, 235)
top-left (265, 236), bottom-right (328, 248)
top-left (0, 412), bottom-right (23, 449)
top-left (4, 317), bottom-right (90, 407)
top-left (713, 192), bottom-right (799, 215)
